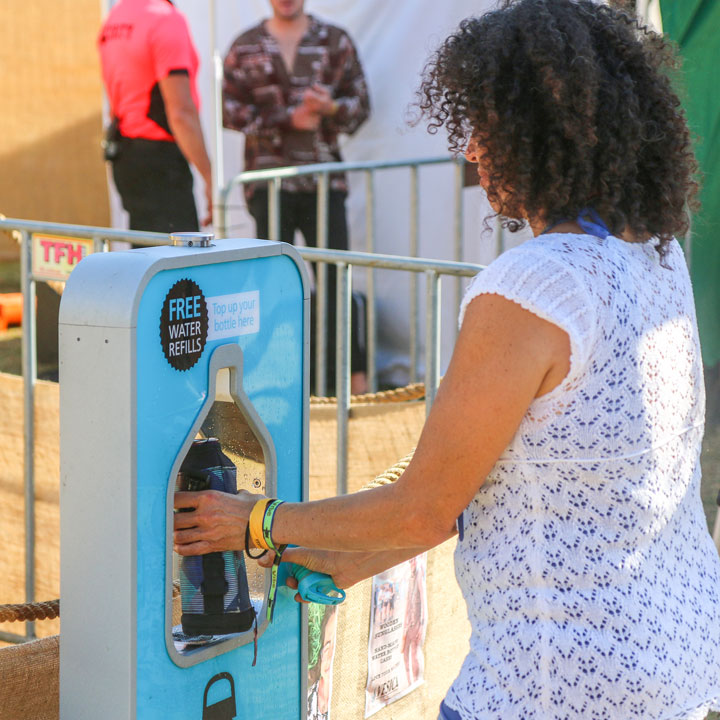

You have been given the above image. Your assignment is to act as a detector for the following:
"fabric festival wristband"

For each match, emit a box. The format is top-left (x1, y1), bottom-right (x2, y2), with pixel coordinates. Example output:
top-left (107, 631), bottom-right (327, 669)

top-left (244, 524), bottom-right (268, 560)
top-left (261, 499), bottom-right (285, 553)
top-left (249, 499), bottom-right (272, 549)
top-left (249, 498), bottom-right (273, 550)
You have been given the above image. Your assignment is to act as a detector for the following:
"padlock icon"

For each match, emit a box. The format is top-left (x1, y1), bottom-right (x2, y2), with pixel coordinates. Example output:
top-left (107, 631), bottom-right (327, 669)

top-left (202, 672), bottom-right (237, 720)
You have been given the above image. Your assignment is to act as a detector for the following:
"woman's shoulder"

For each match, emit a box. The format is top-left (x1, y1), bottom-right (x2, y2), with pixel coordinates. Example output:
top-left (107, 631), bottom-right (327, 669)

top-left (523, 231), bottom-right (608, 263)
top-left (481, 232), bottom-right (668, 294)
top-left (463, 234), bottom-right (599, 304)
top-left (459, 235), bottom-right (603, 368)
top-left (481, 231), bottom-right (607, 270)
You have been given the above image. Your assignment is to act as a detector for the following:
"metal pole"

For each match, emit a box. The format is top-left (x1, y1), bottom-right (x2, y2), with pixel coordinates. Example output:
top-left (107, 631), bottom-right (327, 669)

top-left (0, 219), bottom-right (168, 247)
top-left (336, 262), bottom-right (351, 495)
top-left (209, 0), bottom-right (224, 229)
top-left (365, 171), bottom-right (377, 392)
top-left (424, 270), bottom-right (441, 415)
top-left (234, 155), bottom-right (461, 185)
top-left (20, 230), bottom-right (37, 640)
top-left (453, 159), bottom-right (464, 325)
top-left (0, 630), bottom-right (31, 644)
top-left (212, 50), bottom-right (225, 225)
top-left (315, 173), bottom-right (329, 396)
top-left (218, 183), bottom-right (230, 239)
top-left (409, 165), bottom-right (420, 383)
top-left (268, 177), bottom-right (281, 243)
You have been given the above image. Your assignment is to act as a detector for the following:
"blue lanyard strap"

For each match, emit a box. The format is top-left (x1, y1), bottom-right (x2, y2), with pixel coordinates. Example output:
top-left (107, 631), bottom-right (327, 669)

top-left (576, 207), bottom-right (610, 238)
top-left (543, 207), bottom-right (610, 238)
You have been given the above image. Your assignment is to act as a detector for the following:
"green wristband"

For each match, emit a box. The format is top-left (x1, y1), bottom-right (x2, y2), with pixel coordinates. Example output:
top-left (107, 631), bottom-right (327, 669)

top-left (262, 499), bottom-right (285, 552)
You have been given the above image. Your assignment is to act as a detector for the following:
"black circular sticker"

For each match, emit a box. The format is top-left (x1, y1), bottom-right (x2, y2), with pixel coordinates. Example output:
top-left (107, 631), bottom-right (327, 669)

top-left (159, 279), bottom-right (208, 371)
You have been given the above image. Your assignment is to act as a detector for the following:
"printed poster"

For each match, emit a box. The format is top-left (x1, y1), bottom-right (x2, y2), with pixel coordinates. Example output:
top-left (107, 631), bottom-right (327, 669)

top-left (364, 553), bottom-right (427, 717)
top-left (308, 603), bottom-right (339, 720)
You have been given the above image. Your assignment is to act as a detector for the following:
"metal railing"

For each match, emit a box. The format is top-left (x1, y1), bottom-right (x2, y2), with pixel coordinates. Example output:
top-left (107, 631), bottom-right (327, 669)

top-left (0, 217), bottom-right (484, 644)
top-left (300, 246), bottom-right (483, 497)
top-left (0, 219), bottom-right (168, 644)
top-left (218, 156), bottom-right (491, 396)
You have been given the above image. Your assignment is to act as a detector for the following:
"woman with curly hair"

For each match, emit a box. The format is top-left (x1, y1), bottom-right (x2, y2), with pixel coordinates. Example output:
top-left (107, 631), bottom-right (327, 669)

top-left (175, 1), bottom-right (720, 717)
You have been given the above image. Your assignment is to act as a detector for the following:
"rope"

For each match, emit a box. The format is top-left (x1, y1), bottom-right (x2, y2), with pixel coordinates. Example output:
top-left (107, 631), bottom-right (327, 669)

top-left (362, 449), bottom-right (415, 490)
top-left (310, 382), bottom-right (426, 405)
top-left (0, 586), bottom-right (181, 624)
top-left (0, 600), bottom-right (59, 623)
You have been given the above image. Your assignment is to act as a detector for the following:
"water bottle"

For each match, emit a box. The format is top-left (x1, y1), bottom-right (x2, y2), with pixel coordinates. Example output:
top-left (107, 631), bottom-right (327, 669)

top-left (178, 438), bottom-right (255, 636)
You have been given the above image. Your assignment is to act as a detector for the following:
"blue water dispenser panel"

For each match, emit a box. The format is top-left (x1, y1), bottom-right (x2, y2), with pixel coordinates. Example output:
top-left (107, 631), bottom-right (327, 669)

top-left (60, 235), bottom-right (309, 719)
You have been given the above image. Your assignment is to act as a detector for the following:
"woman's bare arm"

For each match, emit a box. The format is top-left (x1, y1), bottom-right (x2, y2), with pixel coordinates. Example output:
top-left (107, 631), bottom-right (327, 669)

top-left (174, 293), bottom-right (570, 556)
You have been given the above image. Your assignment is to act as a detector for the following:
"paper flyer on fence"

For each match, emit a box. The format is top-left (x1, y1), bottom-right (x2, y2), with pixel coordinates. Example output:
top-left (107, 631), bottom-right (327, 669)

top-left (364, 553), bottom-right (427, 717)
top-left (307, 603), bottom-right (339, 720)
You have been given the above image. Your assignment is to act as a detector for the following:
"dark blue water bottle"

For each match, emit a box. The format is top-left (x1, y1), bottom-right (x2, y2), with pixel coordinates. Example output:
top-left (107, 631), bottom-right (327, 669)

top-left (178, 438), bottom-right (255, 636)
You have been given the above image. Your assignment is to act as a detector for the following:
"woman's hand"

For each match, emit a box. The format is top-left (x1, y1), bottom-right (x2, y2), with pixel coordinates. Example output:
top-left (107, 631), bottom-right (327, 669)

top-left (258, 547), bottom-right (368, 604)
top-left (173, 488), bottom-right (262, 555)
top-left (258, 546), bottom-right (430, 603)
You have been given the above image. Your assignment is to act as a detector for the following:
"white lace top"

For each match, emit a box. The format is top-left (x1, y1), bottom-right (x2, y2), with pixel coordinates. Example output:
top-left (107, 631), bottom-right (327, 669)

top-left (446, 233), bottom-right (720, 719)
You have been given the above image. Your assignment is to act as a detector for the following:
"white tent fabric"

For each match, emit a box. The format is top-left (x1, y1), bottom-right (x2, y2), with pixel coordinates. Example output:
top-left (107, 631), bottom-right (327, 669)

top-left (109, 0), bottom-right (532, 384)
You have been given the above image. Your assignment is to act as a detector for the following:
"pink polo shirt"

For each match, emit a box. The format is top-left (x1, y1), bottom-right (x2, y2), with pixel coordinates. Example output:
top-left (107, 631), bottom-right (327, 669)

top-left (98, 0), bottom-right (200, 141)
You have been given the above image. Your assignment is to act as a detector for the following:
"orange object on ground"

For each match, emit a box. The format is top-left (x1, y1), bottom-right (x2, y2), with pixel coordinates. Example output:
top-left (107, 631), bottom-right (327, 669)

top-left (0, 292), bottom-right (22, 330)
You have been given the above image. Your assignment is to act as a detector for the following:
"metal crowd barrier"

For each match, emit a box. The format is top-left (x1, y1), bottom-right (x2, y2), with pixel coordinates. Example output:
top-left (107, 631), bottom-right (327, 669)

top-left (217, 156), bottom-right (487, 396)
top-left (0, 217), bottom-right (483, 643)
top-left (300, 246), bottom-right (483, 498)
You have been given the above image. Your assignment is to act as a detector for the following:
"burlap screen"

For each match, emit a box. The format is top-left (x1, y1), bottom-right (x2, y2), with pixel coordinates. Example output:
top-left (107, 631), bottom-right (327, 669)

top-left (0, 636), bottom-right (59, 720)
top-left (0, 374), bottom-right (61, 640)
top-left (0, 373), bottom-right (469, 719)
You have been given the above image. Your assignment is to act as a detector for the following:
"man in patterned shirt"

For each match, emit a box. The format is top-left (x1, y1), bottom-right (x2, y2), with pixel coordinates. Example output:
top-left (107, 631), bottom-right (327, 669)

top-left (223, 0), bottom-right (371, 393)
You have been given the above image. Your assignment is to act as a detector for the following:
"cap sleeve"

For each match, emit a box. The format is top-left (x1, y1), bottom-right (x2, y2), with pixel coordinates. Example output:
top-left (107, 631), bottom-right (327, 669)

top-left (149, 11), bottom-right (194, 81)
top-left (459, 246), bottom-right (598, 377)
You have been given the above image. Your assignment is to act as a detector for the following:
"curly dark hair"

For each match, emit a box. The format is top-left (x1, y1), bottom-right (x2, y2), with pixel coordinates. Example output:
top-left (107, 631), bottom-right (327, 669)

top-left (416, 0), bottom-right (699, 255)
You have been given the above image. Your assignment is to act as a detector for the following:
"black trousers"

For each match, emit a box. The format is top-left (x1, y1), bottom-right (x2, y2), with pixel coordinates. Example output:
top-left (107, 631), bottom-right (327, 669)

top-left (248, 188), bottom-right (367, 388)
top-left (112, 138), bottom-right (199, 234)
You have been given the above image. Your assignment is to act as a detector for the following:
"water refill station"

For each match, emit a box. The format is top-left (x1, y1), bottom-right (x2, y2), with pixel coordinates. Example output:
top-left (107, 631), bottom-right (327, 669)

top-left (59, 234), bottom-right (309, 719)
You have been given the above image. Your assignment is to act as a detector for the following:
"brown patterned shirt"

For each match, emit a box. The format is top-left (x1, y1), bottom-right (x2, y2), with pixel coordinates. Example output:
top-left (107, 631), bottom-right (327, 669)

top-left (222, 15), bottom-right (370, 194)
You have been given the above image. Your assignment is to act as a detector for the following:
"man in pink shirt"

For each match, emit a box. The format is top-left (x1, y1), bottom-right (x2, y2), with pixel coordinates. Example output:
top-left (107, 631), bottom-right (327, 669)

top-left (98, 0), bottom-right (212, 233)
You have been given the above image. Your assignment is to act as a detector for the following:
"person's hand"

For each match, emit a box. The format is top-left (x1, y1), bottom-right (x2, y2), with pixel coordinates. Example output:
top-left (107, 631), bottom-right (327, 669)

top-left (302, 85), bottom-right (336, 116)
top-left (290, 103), bottom-right (321, 131)
top-left (173, 488), bottom-right (262, 555)
top-left (258, 546), bottom-right (366, 603)
top-left (201, 177), bottom-right (213, 227)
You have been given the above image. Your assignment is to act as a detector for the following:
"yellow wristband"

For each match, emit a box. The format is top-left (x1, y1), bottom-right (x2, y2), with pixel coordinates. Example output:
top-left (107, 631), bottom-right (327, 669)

top-left (248, 498), bottom-right (272, 550)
